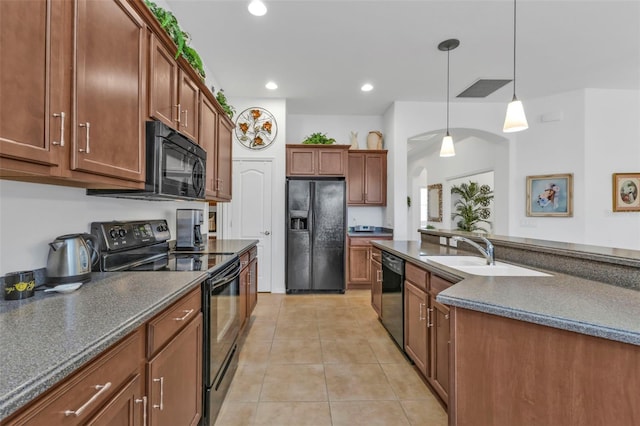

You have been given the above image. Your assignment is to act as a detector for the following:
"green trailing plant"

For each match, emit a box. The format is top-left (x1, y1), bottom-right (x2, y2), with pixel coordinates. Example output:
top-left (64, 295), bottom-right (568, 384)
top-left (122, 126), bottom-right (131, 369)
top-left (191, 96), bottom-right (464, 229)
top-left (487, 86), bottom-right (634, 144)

top-left (144, 0), bottom-right (206, 80)
top-left (301, 132), bottom-right (336, 144)
top-left (215, 89), bottom-right (235, 119)
top-left (451, 181), bottom-right (494, 233)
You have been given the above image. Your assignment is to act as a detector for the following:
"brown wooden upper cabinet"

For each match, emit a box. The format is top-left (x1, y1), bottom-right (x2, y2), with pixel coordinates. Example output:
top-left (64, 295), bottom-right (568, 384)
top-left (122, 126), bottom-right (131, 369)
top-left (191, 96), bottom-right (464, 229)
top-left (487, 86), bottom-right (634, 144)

top-left (286, 144), bottom-right (350, 177)
top-left (214, 115), bottom-right (233, 201)
top-left (149, 34), bottom-right (199, 143)
top-left (0, 0), bottom-right (146, 187)
top-left (347, 150), bottom-right (387, 206)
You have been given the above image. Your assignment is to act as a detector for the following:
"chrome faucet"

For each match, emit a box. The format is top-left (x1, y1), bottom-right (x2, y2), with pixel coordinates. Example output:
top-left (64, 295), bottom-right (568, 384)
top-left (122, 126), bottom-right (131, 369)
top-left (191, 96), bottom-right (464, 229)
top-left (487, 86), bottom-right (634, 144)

top-left (452, 236), bottom-right (495, 265)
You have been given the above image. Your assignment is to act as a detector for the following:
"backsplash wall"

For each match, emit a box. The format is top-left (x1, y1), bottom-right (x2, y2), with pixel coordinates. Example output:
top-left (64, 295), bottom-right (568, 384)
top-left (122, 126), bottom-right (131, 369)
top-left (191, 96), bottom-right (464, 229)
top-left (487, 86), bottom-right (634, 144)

top-left (0, 180), bottom-right (207, 275)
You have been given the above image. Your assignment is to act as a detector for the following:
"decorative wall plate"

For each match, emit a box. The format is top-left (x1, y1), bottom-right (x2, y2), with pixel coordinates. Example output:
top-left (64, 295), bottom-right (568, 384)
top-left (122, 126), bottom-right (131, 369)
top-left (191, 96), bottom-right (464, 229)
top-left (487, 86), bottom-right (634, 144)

top-left (234, 107), bottom-right (277, 150)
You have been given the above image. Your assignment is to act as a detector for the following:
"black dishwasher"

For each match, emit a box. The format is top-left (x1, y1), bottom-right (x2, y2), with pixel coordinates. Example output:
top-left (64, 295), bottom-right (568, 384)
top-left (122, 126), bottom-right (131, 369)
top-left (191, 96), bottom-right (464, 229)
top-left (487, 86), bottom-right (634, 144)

top-left (381, 251), bottom-right (405, 349)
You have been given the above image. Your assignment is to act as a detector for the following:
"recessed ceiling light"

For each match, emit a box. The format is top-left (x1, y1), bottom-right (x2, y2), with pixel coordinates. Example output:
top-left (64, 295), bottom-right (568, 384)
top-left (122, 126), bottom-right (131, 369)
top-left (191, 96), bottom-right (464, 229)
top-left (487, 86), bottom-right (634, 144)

top-left (265, 81), bottom-right (278, 90)
top-left (361, 83), bottom-right (373, 92)
top-left (248, 0), bottom-right (267, 16)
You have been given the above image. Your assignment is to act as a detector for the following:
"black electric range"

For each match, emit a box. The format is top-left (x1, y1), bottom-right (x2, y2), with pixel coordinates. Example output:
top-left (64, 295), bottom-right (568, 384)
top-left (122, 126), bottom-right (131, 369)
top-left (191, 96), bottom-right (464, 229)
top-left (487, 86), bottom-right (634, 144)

top-left (90, 219), bottom-right (234, 272)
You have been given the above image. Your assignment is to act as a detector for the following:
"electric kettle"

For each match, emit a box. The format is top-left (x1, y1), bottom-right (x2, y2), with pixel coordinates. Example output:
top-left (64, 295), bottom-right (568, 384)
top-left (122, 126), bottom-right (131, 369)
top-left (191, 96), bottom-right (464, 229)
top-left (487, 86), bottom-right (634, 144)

top-left (46, 233), bottom-right (99, 285)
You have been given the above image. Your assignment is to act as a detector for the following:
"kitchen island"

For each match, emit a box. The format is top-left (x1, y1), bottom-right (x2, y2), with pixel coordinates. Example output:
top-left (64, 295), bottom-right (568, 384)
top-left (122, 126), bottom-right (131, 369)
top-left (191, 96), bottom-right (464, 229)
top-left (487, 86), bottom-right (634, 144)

top-left (0, 240), bottom-right (257, 423)
top-left (372, 237), bottom-right (640, 425)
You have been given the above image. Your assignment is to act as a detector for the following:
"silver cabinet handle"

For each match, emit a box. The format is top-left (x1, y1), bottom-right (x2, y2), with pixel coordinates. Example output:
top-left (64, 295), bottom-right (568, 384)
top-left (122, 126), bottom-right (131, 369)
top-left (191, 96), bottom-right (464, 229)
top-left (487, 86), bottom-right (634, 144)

top-left (153, 377), bottom-right (164, 410)
top-left (376, 270), bottom-right (382, 282)
top-left (78, 122), bottom-right (90, 153)
top-left (183, 109), bottom-right (188, 128)
top-left (64, 382), bottom-right (112, 417)
top-left (173, 309), bottom-right (194, 321)
top-left (419, 303), bottom-right (426, 321)
top-left (174, 104), bottom-right (181, 123)
top-left (52, 112), bottom-right (65, 146)
top-left (261, 231), bottom-right (271, 235)
top-left (216, 178), bottom-right (223, 191)
top-left (135, 396), bottom-right (147, 426)
top-left (427, 307), bottom-right (433, 328)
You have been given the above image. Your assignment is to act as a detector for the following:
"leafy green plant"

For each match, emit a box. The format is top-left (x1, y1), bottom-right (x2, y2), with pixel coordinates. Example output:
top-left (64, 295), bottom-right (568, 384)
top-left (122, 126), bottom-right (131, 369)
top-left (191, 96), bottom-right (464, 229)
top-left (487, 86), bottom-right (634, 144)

top-left (144, 0), bottom-right (206, 80)
top-left (215, 89), bottom-right (235, 119)
top-left (451, 181), bottom-right (494, 233)
top-left (301, 132), bottom-right (336, 144)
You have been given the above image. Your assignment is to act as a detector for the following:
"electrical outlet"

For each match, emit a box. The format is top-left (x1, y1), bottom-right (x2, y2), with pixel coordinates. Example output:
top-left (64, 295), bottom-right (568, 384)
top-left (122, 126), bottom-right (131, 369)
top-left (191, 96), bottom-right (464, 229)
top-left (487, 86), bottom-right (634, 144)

top-left (439, 237), bottom-right (447, 246)
top-left (449, 238), bottom-right (458, 247)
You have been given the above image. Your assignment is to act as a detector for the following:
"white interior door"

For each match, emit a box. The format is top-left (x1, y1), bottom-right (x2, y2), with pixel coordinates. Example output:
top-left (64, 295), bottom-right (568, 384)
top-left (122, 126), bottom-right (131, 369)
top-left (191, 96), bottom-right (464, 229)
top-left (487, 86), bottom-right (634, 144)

top-left (226, 160), bottom-right (273, 292)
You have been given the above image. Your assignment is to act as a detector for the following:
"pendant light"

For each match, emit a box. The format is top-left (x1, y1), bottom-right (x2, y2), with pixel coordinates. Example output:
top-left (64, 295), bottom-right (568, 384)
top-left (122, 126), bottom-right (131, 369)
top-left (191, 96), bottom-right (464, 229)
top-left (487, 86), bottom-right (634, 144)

top-left (503, 0), bottom-right (528, 132)
top-left (438, 39), bottom-right (459, 157)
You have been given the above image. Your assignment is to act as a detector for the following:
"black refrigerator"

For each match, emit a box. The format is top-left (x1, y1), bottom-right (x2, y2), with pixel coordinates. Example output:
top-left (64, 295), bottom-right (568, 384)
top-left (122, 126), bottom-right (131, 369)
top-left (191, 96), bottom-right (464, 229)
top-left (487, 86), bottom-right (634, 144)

top-left (286, 178), bottom-right (346, 293)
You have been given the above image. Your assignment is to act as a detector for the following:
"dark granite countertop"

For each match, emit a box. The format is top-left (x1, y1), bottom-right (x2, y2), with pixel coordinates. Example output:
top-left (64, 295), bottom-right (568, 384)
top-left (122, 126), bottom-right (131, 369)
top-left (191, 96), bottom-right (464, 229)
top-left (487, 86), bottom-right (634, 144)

top-left (372, 240), bottom-right (640, 346)
top-left (0, 238), bottom-right (259, 421)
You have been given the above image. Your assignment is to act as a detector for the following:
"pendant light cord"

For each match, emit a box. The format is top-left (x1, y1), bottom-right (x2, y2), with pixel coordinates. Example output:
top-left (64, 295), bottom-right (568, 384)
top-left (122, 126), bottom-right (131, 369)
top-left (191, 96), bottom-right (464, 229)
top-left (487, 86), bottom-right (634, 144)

top-left (446, 48), bottom-right (450, 133)
top-left (512, 0), bottom-right (517, 98)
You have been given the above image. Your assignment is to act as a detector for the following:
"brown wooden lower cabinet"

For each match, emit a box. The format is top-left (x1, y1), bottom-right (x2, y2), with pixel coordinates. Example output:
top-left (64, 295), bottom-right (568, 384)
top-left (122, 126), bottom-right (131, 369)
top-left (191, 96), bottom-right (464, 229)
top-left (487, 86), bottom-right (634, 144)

top-left (147, 313), bottom-right (202, 426)
top-left (348, 236), bottom-right (392, 290)
top-left (450, 307), bottom-right (640, 426)
top-left (239, 245), bottom-right (258, 327)
top-left (4, 287), bottom-right (204, 426)
top-left (370, 248), bottom-right (382, 316)
top-left (402, 260), bottom-right (453, 406)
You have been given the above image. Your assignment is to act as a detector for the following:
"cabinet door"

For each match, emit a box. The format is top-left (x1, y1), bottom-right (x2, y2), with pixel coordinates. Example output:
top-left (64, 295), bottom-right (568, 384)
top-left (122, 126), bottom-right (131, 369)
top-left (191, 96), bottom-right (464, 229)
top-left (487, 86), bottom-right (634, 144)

top-left (215, 116), bottom-right (233, 201)
top-left (177, 70), bottom-right (199, 142)
top-left (148, 314), bottom-right (202, 426)
top-left (286, 148), bottom-right (316, 176)
top-left (0, 0), bottom-right (68, 170)
top-left (347, 153), bottom-right (365, 204)
top-left (428, 297), bottom-right (450, 402)
top-left (364, 153), bottom-right (386, 205)
top-left (371, 259), bottom-right (382, 316)
top-left (239, 265), bottom-right (249, 326)
top-left (74, 0), bottom-right (145, 182)
top-left (317, 148), bottom-right (346, 176)
top-left (348, 246), bottom-right (371, 285)
top-left (148, 35), bottom-right (178, 127)
top-left (404, 281), bottom-right (428, 376)
top-left (199, 95), bottom-right (218, 198)
top-left (248, 258), bottom-right (258, 315)
top-left (86, 374), bottom-right (145, 426)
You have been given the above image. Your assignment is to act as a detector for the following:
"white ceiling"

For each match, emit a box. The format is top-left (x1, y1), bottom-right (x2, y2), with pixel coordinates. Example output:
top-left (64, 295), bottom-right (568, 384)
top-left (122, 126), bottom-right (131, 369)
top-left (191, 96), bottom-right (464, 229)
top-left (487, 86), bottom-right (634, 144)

top-left (165, 0), bottom-right (640, 116)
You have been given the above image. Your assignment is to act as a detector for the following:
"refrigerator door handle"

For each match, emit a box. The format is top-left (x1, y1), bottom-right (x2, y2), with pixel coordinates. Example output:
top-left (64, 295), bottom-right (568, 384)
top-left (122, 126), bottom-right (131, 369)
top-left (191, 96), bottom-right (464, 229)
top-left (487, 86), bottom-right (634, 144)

top-left (308, 181), bottom-right (314, 289)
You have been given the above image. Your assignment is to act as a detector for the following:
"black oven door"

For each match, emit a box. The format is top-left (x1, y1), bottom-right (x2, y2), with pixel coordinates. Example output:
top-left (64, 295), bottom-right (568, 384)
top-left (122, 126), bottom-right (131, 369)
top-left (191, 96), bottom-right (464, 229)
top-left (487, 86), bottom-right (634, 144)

top-left (159, 139), bottom-right (205, 199)
top-left (203, 258), bottom-right (242, 386)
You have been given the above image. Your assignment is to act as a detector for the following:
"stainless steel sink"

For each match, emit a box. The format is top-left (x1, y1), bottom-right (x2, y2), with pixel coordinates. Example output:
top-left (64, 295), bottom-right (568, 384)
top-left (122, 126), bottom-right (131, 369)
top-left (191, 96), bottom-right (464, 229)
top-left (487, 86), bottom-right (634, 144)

top-left (421, 255), bottom-right (551, 277)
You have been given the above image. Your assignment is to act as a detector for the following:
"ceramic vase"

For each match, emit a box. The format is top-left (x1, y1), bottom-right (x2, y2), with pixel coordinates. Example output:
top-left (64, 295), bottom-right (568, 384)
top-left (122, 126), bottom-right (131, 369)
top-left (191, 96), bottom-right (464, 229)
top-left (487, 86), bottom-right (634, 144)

top-left (367, 131), bottom-right (383, 150)
top-left (349, 131), bottom-right (359, 149)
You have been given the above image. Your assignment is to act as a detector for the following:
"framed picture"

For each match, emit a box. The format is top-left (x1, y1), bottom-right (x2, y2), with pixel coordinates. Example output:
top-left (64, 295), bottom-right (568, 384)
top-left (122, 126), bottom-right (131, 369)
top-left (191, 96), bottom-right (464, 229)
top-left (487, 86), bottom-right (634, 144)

top-left (612, 173), bottom-right (640, 212)
top-left (526, 173), bottom-right (573, 217)
top-left (427, 184), bottom-right (443, 222)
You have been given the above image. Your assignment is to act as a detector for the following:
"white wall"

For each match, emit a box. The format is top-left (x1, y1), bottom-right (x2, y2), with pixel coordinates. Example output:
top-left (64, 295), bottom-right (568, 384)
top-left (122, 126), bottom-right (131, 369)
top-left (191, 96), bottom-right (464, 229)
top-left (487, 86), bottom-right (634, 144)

top-left (288, 114), bottom-right (388, 228)
top-left (221, 97), bottom-right (287, 293)
top-left (0, 180), bottom-right (207, 275)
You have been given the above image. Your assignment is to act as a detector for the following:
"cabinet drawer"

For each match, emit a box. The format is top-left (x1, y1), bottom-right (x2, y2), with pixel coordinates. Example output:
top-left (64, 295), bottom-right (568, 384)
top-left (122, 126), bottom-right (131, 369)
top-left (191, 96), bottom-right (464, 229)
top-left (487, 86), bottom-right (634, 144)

top-left (240, 251), bottom-right (250, 269)
top-left (349, 237), bottom-right (374, 247)
top-left (147, 288), bottom-right (201, 356)
top-left (371, 247), bottom-right (382, 263)
top-left (6, 329), bottom-right (144, 425)
top-left (249, 246), bottom-right (258, 261)
top-left (405, 262), bottom-right (428, 292)
top-left (430, 274), bottom-right (453, 295)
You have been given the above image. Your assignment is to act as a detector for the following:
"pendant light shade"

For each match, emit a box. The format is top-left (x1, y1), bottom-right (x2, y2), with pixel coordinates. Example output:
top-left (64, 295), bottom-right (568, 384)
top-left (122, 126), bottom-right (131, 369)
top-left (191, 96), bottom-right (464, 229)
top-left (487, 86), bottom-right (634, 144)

top-left (503, 0), bottom-right (528, 133)
top-left (440, 133), bottom-right (455, 157)
top-left (438, 38), bottom-right (460, 157)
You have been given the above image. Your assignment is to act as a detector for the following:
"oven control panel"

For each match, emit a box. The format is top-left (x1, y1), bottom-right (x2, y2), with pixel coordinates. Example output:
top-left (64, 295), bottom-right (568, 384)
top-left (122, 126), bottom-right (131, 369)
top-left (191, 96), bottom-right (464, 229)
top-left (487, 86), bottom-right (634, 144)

top-left (91, 220), bottom-right (171, 252)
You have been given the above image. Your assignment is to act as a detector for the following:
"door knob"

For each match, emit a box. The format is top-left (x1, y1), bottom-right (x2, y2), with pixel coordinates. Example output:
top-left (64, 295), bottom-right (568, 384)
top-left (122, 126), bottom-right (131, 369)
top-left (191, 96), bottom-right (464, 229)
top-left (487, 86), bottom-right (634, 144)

top-left (261, 231), bottom-right (271, 235)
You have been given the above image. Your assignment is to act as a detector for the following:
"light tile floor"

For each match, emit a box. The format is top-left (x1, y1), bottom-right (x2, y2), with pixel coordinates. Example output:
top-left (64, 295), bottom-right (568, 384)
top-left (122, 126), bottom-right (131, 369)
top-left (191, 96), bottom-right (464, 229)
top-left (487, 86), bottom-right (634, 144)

top-left (214, 291), bottom-right (448, 426)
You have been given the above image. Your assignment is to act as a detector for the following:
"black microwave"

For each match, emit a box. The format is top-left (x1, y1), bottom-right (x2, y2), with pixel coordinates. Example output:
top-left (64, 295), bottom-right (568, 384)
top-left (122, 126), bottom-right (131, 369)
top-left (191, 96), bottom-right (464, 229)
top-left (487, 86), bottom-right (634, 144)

top-left (88, 121), bottom-right (206, 201)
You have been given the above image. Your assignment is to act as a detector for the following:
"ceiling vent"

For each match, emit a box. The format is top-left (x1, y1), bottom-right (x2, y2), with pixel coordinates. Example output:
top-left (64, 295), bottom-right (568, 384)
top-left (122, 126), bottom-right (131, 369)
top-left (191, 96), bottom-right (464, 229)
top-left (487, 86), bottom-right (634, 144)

top-left (457, 79), bottom-right (512, 98)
